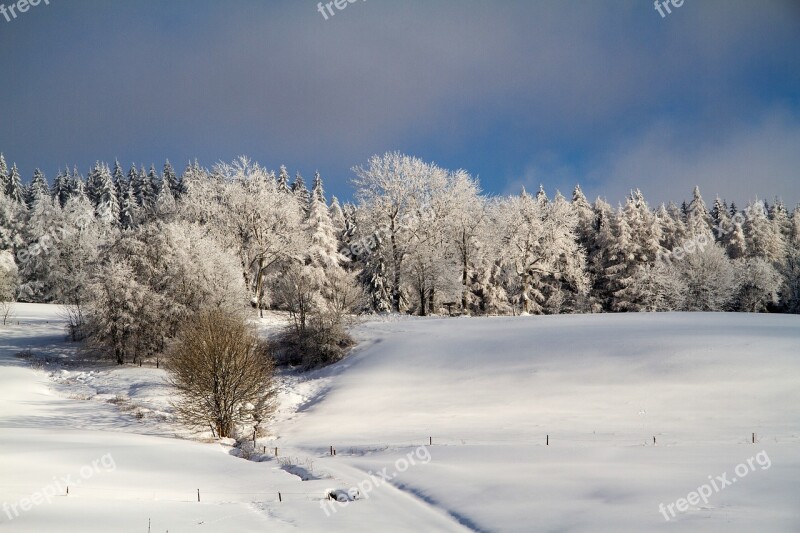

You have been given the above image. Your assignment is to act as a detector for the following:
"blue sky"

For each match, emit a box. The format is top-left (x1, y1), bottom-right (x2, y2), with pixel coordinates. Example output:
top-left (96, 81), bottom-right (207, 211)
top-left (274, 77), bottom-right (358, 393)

top-left (1, 0), bottom-right (798, 206)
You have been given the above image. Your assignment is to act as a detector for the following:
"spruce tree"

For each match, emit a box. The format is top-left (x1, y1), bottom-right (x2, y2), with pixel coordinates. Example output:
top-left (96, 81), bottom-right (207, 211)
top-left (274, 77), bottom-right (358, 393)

top-left (0, 154), bottom-right (8, 194)
top-left (312, 171), bottom-right (326, 204)
top-left (163, 159), bottom-right (181, 197)
top-left (26, 168), bottom-right (49, 208)
top-left (112, 160), bottom-right (125, 199)
top-left (292, 172), bottom-right (310, 212)
top-left (6, 164), bottom-right (25, 205)
top-left (70, 167), bottom-right (87, 200)
top-left (329, 196), bottom-right (346, 236)
top-left (119, 180), bottom-right (137, 229)
top-left (685, 186), bottom-right (713, 239)
top-left (146, 165), bottom-right (160, 206)
top-left (95, 163), bottom-right (120, 224)
top-left (154, 176), bottom-right (177, 218)
top-left (277, 165), bottom-right (291, 194)
top-left (51, 168), bottom-right (71, 208)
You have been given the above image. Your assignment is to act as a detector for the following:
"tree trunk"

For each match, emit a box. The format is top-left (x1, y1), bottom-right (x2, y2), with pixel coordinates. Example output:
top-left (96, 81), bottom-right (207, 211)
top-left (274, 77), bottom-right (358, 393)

top-left (389, 212), bottom-right (401, 312)
top-left (461, 237), bottom-right (469, 312)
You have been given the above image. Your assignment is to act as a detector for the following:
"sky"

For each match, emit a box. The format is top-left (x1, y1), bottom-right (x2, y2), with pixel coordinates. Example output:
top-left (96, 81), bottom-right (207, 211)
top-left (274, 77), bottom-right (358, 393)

top-left (0, 0), bottom-right (798, 207)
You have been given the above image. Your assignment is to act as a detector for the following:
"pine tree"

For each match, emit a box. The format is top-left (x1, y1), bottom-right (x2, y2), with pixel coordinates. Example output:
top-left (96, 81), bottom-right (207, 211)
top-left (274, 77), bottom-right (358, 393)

top-left (119, 180), bottom-right (138, 229)
top-left (163, 159), bottom-right (181, 197)
top-left (86, 162), bottom-right (103, 208)
top-left (0, 154), bottom-right (9, 197)
top-left (306, 184), bottom-right (345, 273)
top-left (26, 168), bottom-right (49, 208)
top-left (329, 196), bottom-right (346, 237)
top-left (711, 197), bottom-right (728, 242)
top-left (685, 186), bottom-right (713, 239)
top-left (277, 165), bottom-right (291, 194)
top-left (69, 167), bottom-right (87, 201)
top-left (146, 165), bottom-right (160, 207)
top-left (781, 206), bottom-right (800, 313)
top-left (312, 171), bottom-right (326, 204)
top-left (292, 172), bottom-right (310, 211)
top-left (769, 200), bottom-right (792, 239)
top-left (95, 163), bottom-right (120, 225)
top-left (6, 164), bottom-right (25, 205)
top-left (605, 207), bottom-right (638, 311)
top-left (51, 168), bottom-right (71, 208)
top-left (154, 176), bottom-right (177, 218)
top-left (744, 199), bottom-right (785, 265)
top-left (112, 160), bottom-right (125, 199)
top-left (179, 160), bottom-right (206, 195)
top-left (359, 235), bottom-right (392, 312)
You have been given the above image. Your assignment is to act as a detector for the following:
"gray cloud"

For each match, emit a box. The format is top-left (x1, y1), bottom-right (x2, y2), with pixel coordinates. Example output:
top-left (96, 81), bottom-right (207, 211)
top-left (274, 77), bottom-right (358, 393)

top-left (0, 0), bottom-right (798, 202)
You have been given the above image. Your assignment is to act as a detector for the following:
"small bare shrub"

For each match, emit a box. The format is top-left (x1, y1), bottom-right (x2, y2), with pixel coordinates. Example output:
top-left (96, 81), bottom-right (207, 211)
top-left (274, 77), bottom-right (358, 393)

top-left (166, 310), bottom-right (276, 439)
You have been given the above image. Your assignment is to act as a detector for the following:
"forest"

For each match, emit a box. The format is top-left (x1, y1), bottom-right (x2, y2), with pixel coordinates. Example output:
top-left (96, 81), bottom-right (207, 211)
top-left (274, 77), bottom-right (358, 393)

top-left (0, 151), bottom-right (797, 365)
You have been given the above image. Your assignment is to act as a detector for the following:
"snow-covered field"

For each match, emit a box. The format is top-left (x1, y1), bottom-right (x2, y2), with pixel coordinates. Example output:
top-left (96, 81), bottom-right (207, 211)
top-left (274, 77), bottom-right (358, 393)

top-left (1, 304), bottom-right (799, 531)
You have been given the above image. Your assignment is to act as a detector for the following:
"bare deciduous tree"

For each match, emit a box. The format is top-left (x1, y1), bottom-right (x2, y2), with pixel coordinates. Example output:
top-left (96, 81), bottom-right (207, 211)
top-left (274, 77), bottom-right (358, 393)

top-left (167, 310), bottom-right (276, 439)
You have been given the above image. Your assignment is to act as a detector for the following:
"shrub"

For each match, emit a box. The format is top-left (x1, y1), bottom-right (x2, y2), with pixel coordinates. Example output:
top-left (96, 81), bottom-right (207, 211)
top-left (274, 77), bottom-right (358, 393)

top-left (166, 310), bottom-right (276, 439)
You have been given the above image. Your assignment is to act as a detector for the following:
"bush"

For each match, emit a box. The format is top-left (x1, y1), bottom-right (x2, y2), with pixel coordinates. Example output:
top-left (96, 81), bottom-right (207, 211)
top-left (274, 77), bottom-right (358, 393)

top-left (166, 310), bottom-right (276, 439)
top-left (272, 264), bottom-right (362, 369)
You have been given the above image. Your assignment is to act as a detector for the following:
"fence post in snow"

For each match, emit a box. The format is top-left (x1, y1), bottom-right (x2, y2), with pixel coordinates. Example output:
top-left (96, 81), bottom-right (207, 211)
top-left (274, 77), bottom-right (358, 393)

top-left (546, 434), bottom-right (549, 446)
top-left (197, 489), bottom-right (200, 502)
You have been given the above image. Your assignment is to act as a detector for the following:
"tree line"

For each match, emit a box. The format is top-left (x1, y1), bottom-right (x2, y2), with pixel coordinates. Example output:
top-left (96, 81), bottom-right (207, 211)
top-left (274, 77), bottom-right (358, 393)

top-left (0, 151), bottom-right (798, 365)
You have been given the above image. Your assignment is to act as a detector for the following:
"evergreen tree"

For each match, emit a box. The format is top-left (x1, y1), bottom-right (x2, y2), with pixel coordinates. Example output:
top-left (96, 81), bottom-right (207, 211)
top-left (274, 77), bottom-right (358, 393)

top-left (604, 207), bottom-right (638, 311)
top-left (69, 167), bottom-right (87, 201)
top-left (312, 171), bottom-right (326, 204)
top-left (146, 165), bottom-right (160, 206)
top-left (26, 168), bottom-right (49, 208)
top-left (329, 196), bottom-right (346, 237)
top-left (359, 235), bottom-right (392, 312)
top-left (95, 163), bottom-right (120, 225)
top-left (51, 168), bottom-right (71, 208)
top-left (112, 160), bottom-right (126, 199)
top-left (119, 180), bottom-right (138, 229)
top-left (0, 154), bottom-right (8, 194)
top-left (306, 184), bottom-right (345, 273)
top-left (711, 196), bottom-right (728, 242)
top-left (163, 159), bottom-right (181, 197)
top-left (769, 200), bottom-right (792, 239)
top-left (744, 199), bottom-right (785, 265)
top-left (154, 176), bottom-right (177, 218)
top-left (5, 164), bottom-right (25, 205)
top-left (292, 172), bottom-right (310, 211)
top-left (86, 162), bottom-right (104, 208)
top-left (685, 186), bottom-right (713, 239)
top-left (277, 165), bottom-right (291, 194)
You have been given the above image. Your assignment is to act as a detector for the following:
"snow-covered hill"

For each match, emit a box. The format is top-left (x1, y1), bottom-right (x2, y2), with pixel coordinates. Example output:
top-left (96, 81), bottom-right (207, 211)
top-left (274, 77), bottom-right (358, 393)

top-left (1, 305), bottom-right (799, 531)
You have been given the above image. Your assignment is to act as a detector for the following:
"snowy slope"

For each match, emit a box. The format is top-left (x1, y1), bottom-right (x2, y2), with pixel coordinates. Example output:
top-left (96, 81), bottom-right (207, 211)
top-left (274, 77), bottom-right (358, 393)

top-left (274, 313), bottom-right (800, 532)
top-left (1, 305), bottom-right (799, 532)
top-left (0, 304), bottom-right (467, 532)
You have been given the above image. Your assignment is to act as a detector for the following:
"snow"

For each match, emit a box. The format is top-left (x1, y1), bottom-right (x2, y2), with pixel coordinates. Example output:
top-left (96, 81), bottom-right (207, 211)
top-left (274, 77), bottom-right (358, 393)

top-left (2, 304), bottom-right (799, 531)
